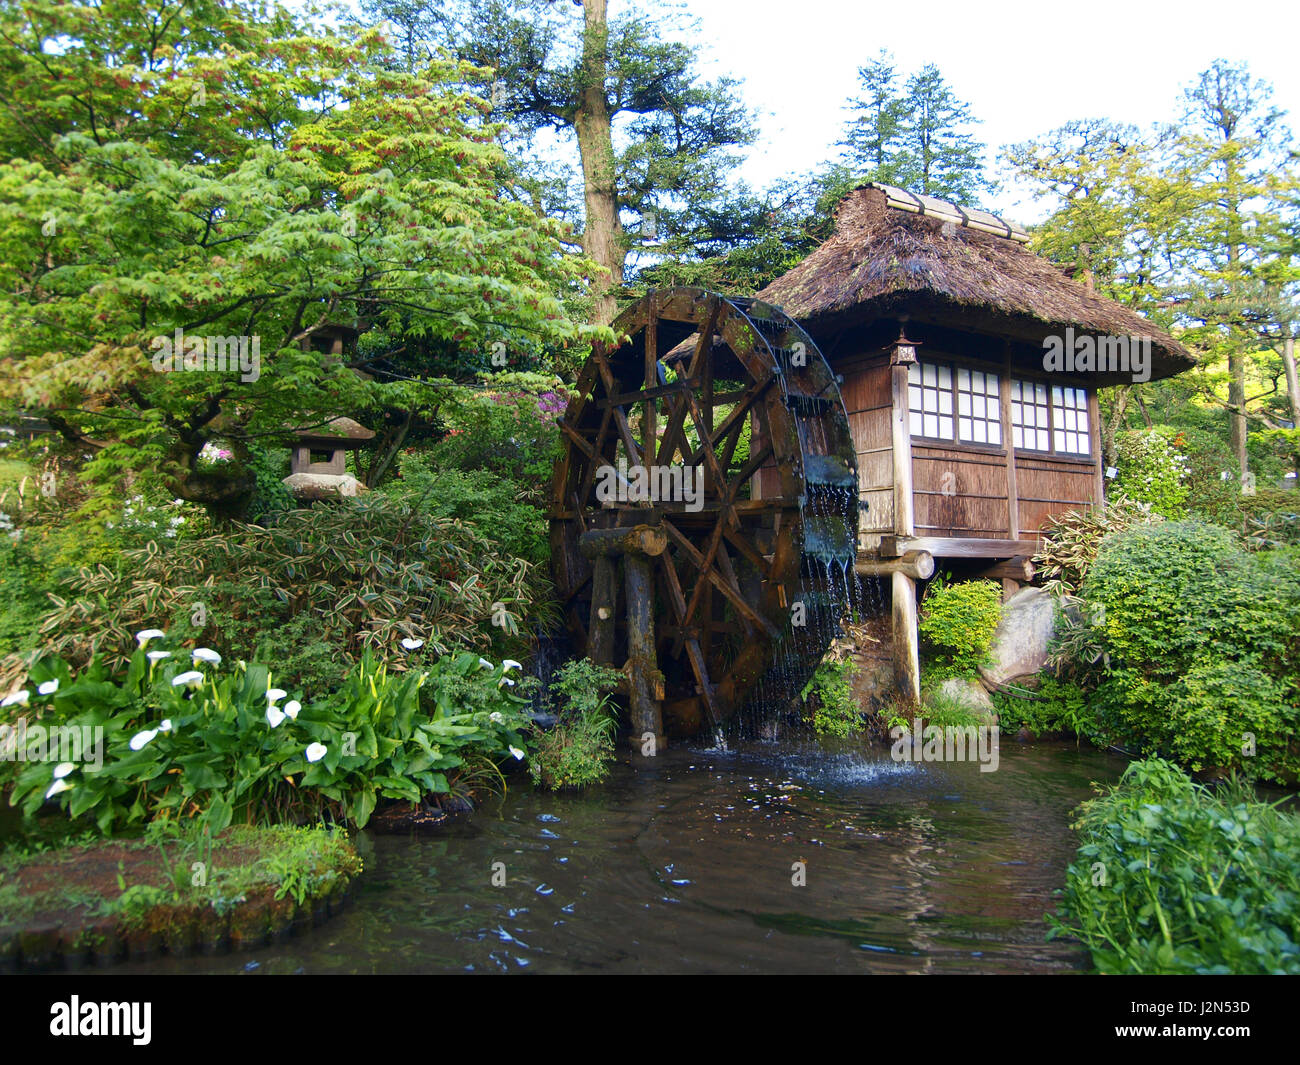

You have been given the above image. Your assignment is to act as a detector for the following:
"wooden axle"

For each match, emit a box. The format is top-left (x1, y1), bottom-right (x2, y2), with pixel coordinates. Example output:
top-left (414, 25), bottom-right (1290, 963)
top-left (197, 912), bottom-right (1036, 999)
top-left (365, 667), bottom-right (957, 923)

top-left (578, 524), bottom-right (668, 559)
top-left (855, 549), bottom-right (935, 581)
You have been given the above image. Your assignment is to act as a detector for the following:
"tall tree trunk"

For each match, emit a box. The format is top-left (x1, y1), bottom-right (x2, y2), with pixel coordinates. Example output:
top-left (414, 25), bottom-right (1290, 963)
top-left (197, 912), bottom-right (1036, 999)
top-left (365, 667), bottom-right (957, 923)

top-left (1283, 334), bottom-right (1300, 477)
top-left (574, 0), bottom-right (623, 326)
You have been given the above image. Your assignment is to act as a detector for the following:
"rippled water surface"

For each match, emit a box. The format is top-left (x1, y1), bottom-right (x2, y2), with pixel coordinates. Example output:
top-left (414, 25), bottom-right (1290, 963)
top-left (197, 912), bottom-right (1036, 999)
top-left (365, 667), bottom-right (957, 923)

top-left (118, 739), bottom-right (1125, 974)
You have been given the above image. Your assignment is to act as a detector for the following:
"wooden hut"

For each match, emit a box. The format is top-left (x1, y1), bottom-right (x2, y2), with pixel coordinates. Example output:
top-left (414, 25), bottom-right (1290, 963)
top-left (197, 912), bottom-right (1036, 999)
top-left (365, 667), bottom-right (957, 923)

top-left (755, 183), bottom-right (1195, 702)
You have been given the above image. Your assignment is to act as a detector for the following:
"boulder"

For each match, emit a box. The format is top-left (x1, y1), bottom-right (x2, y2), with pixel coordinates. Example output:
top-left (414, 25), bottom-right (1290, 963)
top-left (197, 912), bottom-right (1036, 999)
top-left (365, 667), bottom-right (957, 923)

top-left (935, 677), bottom-right (997, 722)
top-left (282, 472), bottom-right (364, 501)
top-left (979, 587), bottom-right (1056, 690)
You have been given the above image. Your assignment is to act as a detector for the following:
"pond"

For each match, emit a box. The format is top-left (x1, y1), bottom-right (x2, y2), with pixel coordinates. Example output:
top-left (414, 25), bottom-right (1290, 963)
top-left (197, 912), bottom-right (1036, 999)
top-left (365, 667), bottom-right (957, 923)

top-left (111, 737), bottom-right (1125, 974)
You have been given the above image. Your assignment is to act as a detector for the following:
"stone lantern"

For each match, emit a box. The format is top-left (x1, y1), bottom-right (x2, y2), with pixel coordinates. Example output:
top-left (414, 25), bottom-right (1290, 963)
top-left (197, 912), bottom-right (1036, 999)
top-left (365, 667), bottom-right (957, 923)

top-left (282, 416), bottom-right (374, 501)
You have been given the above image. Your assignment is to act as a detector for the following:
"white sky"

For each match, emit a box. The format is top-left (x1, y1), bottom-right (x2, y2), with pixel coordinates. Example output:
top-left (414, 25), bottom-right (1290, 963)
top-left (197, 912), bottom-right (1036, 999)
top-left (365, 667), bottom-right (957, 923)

top-left (682, 0), bottom-right (1300, 222)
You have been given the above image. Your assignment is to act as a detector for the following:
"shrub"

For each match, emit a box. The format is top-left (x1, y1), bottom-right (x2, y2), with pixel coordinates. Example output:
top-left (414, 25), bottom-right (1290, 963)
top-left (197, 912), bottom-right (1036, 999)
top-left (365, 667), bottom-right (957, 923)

top-left (20, 496), bottom-right (539, 694)
top-left (799, 656), bottom-right (861, 736)
top-left (990, 675), bottom-right (1101, 742)
top-left (1033, 496), bottom-right (1161, 598)
top-left (1050, 758), bottom-right (1300, 974)
top-left (4, 642), bottom-right (532, 834)
top-left (1080, 521), bottom-right (1300, 780)
top-left (918, 576), bottom-right (1002, 680)
top-left (1111, 427), bottom-right (1190, 518)
top-left (529, 658), bottom-right (621, 790)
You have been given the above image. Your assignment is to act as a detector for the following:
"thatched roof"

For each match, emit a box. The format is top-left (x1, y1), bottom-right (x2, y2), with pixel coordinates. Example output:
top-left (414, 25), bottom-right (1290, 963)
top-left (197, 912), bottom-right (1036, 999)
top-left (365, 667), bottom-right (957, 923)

top-left (755, 184), bottom-right (1194, 383)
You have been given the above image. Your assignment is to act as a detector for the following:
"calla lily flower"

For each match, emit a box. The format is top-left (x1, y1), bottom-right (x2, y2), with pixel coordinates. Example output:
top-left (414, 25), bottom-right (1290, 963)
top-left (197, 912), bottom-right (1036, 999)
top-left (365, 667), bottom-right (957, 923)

top-left (400, 638), bottom-right (425, 650)
top-left (266, 688), bottom-right (287, 703)
top-left (502, 660), bottom-right (523, 673)
top-left (37, 679), bottom-right (59, 696)
top-left (509, 746), bottom-right (525, 761)
top-left (305, 742), bottom-right (328, 763)
top-left (135, 629), bottom-right (166, 645)
top-left (192, 648), bottom-right (222, 665)
top-left (147, 650), bottom-right (171, 661)
top-left (284, 700), bottom-right (301, 720)
top-left (53, 762), bottom-right (76, 779)
top-left (129, 729), bottom-right (159, 751)
top-left (159, 719), bottom-right (173, 732)
top-left (172, 671), bottom-right (204, 688)
top-left (478, 658), bottom-right (494, 671)
top-left (266, 706), bottom-right (286, 728)
top-left (46, 778), bottom-right (74, 799)
top-left (1, 689), bottom-right (29, 707)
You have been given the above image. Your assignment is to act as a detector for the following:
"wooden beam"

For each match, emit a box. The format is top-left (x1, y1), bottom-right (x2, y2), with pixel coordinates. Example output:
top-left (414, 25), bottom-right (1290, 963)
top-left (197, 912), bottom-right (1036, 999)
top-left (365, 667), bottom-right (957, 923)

top-left (578, 525), bottom-right (668, 559)
top-left (892, 570), bottom-right (921, 706)
top-left (855, 550), bottom-right (935, 580)
top-left (973, 556), bottom-right (1036, 582)
top-left (587, 556), bottom-right (618, 666)
top-left (879, 535), bottom-right (1040, 558)
top-left (890, 351), bottom-right (920, 707)
top-left (624, 553), bottom-right (665, 750)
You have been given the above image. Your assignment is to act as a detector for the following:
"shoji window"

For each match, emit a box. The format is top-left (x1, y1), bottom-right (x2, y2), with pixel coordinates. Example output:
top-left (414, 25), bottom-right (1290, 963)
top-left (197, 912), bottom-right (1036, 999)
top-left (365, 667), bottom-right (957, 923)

top-left (908, 361), bottom-right (954, 440)
top-left (956, 367), bottom-right (1001, 445)
top-left (1051, 385), bottom-right (1091, 455)
top-left (1010, 379), bottom-right (1051, 451)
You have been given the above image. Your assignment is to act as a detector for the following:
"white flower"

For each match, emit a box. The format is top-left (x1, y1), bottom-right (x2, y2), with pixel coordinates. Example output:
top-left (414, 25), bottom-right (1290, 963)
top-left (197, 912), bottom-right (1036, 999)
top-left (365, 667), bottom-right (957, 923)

top-left (147, 650), bottom-right (171, 662)
top-left (172, 670), bottom-right (204, 688)
top-left (502, 659), bottom-right (523, 673)
top-left (192, 648), bottom-right (221, 665)
top-left (53, 762), bottom-right (76, 779)
top-left (266, 705), bottom-right (286, 728)
top-left (159, 719), bottom-right (173, 732)
top-left (508, 745), bottom-right (525, 761)
top-left (1, 689), bottom-right (29, 707)
top-left (129, 729), bottom-right (159, 751)
top-left (46, 778), bottom-right (74, 799)
top-left (499, 677), bottom-right (515, 687)
top-left (284, 700), bottom-right (301, 720)
top-left (135, 629), bottom-right (166, 645)
top-left (266, 688), bottom-right (287, 703)
top-left (305, 742), bottom-right (327, 763)
top-left (400, 638), bottom-right (424, 651)
top-left (37, 679), bottom-right (59, 696)
top-left (489, 712), bottom-right (504, 724)
top-left (478, 658), bottom-right (494, 671)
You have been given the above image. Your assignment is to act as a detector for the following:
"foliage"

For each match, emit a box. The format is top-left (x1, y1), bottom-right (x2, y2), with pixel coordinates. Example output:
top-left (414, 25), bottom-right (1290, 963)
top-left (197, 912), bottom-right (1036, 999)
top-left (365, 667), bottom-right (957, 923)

top-left (20, 496), bottom-right (540, 693)
top-left (1050, 758), bottom-right (1300, 974)
top-left (1111, 428), bottom-right (1190, 518)
top-left (1080, 522), bottom-right (1300, 780)
top-left (990, 675), bottom-right (1101, 743)
top-left (5, 642), bottom-right (532, 833)
top-left (528, 658), bottom-right (621, 790)
top-left (799, 656), bottom-right (862, 737)
top-left (918, 576), bottom-right (1002, 680)
top-left (1033, 497), bottom-right (1162, 598)
top-left (839, 50), bottom-right (990, 204)
top-left (0, 0), bottom-right (601, 517)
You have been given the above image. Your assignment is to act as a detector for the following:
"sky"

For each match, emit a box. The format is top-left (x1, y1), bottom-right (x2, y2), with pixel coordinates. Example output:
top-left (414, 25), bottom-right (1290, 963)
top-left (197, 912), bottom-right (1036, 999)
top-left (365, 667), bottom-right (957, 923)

top-left (681, 0), bottom-right (1300, 223)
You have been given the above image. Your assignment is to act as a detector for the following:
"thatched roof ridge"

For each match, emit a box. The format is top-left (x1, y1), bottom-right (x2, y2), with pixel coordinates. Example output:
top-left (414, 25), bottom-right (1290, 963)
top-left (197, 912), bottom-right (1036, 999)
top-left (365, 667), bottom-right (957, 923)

top-left (756, 185), bottom-right (1194, 382)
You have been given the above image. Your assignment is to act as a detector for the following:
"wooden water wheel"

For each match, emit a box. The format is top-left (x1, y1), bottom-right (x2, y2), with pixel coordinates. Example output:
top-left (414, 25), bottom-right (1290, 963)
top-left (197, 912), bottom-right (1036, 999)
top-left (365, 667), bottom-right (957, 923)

top-left (549, 288), bottom-right (859, 741)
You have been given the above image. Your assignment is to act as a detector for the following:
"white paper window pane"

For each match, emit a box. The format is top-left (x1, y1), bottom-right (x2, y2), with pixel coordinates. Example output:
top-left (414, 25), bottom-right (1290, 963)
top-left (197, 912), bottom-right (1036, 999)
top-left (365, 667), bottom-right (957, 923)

top-left (939, 391), bottom-right (952, 415)
top-left (989, 422), bottom-right (1001, 445)
top-left (1012, 426), bottom-right (1023, 448)
top-left (957, 368), bottom-right (969, 389)
top-left (988, 377), bottom-right (999, 397)
top-left (923, 364), bottom-right (936, 387)
top-left (973, 420), bottom-right (987, 443)
top-left (1054, 429), bottom-right (1066, 451)
top-left (973, 396), bottom-right (986, 419)
top-left (958, 392), bottom-right (971, 415)
top-left (924, 389), bottom-right (937, 412)
top-left (910, 411), bottom-right (923, 435)
top-left (939, 416), bottom-right (953, 438)
top-left (909, 385), bottom-right (922, 411)
top-left (1035, 383), bottom-right (1047, 403)
top-left (938, 365), bottom-right (951, 388)
top-left (909, 363), bottom-right (920, 384)
top-left (1037, 429), bottom-right (1050, 450)
top-left (959, 417), bottom-right (973, 439)
top-left (1078, 433), bottom-right (1089, 454)
top-left (1065, 410), bottom-right (1076, 431)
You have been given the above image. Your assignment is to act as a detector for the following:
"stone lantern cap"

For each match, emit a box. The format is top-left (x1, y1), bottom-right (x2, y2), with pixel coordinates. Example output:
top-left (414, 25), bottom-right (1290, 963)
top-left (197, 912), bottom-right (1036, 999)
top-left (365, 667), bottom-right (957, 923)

top-left (291, 416), bottom-right (375, 450)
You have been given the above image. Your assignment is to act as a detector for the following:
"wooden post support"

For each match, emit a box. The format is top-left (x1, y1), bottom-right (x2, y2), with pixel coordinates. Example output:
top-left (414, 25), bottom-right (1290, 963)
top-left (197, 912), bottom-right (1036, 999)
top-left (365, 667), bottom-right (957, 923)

top-left (578, 525), bottom-right (667, 559)
top-left (624, 553), bottom-right (665, 751)
top-left (587, 555), bottom-right (619, 665)
top-left (890, 342), bottom-right (922, 706)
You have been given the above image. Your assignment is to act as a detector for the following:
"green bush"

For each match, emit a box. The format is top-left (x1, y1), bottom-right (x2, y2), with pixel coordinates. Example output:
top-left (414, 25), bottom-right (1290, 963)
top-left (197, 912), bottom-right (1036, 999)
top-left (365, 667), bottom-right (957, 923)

top-left (1080, 522), bottom-right (1300, 780)
top-left (799, 656), bottom-right (861, 736)
top-left (529, 659), bottom-right (621, 790)
top-left (918, 576), bottom-right (1003, 680)
top-left (1050, 758), bottom-right (1300, 974)
top-left (19, 496), bottom-right (539, 694)
top-left (990, 675), bottom-right (1101, 742)
top-left (4, 641), bottom-right (532, 834)
top-left (1111, 428), bottom-right (1189, 518)
top-left (1033, 496), bottom-right (1161, 598)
